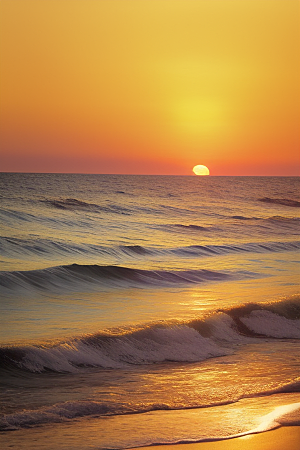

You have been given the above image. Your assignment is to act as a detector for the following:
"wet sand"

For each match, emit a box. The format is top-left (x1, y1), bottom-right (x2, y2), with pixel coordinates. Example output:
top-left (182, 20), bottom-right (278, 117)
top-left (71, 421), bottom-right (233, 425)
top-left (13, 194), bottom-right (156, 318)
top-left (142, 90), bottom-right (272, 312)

top-left (130, 426), bottom-right (300, 450)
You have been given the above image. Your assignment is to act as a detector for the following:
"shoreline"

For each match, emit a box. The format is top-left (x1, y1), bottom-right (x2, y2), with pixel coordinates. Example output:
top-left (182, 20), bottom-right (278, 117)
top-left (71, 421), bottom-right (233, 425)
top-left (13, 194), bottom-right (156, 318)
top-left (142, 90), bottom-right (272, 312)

top-left (129, 426), bottom-right (300, 450)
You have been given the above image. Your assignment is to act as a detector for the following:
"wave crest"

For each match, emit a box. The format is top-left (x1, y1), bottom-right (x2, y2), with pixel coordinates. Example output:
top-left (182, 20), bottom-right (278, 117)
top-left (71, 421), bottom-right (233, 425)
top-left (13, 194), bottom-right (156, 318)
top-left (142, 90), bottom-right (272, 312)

top-left (1, 236), bottom-right (299, 262)
top-left (258, 197), bottom-right (300, 207)
top-left (0, 324), bottom-right (231, 374)
top-left (42, 198), bottom-right (132, 215)
top-left (0, 264), bottom-right (233, 295)
top-left (1, 297), bottom-right (299, 375)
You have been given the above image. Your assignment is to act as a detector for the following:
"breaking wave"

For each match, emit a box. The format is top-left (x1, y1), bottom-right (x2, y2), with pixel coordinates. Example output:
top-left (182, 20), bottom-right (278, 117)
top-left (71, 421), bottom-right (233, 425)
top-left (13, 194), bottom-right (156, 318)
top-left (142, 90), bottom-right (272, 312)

top-left (1, 297), bottom-right (299, 431)
top-left (0, 323), bottom-right (231, 374)
top-left (1, 297), bottom-right (299, 375)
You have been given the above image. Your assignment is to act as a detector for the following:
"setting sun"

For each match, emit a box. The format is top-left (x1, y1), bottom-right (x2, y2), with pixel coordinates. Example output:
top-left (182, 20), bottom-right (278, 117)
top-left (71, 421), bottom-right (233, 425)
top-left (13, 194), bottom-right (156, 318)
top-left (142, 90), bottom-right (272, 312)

top-left (0, 0), bottom-right (299, 175)
top-left (193, 165), bottom-right (210, 176)
top-left (0, 1), bottom-right (300, 449)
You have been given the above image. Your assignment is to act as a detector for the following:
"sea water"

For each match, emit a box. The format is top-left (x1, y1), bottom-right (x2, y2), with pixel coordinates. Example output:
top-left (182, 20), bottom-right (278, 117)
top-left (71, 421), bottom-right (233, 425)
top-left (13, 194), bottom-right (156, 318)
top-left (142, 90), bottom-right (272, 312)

top-left (0, 173), bottom-right (300, 449)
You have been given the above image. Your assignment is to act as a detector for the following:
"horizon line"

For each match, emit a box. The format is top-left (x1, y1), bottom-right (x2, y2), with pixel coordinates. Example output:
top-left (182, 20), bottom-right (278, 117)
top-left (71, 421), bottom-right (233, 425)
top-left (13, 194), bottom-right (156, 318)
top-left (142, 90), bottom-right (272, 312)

top-left (1, 172), bottom-right (299, 177)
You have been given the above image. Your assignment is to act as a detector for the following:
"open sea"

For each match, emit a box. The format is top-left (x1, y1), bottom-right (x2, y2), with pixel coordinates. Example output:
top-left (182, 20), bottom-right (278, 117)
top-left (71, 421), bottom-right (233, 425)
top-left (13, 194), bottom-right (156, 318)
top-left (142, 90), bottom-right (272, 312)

top-left (0, 173), bottom-right (300, 449)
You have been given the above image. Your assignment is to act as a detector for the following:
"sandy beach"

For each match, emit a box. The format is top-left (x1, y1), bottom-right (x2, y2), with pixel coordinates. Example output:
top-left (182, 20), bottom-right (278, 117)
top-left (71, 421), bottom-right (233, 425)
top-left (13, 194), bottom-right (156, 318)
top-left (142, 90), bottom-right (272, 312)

top-left (131, 426), bottom-right (300, 450)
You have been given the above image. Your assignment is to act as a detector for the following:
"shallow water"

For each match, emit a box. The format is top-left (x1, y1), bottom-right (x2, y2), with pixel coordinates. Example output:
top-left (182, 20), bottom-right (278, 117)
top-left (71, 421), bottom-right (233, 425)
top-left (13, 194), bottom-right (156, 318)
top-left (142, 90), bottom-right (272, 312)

top-left (0, 174), bottom-right (300, 448)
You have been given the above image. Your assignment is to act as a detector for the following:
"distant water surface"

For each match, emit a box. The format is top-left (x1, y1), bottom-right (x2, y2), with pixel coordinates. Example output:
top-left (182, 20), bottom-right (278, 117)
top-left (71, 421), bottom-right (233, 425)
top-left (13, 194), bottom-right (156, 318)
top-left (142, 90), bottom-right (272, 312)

top-left (0, 174), bottom-right (300, 449)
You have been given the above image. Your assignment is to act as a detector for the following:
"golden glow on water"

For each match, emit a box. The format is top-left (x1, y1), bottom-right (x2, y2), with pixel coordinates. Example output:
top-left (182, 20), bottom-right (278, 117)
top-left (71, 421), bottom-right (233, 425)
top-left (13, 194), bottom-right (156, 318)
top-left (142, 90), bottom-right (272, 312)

top-left (1, 175), bottom-right (300, 450)
top-left (2, 279), bottom-right (298, 346)
top-left (253, 403), bottom-right (300, 433)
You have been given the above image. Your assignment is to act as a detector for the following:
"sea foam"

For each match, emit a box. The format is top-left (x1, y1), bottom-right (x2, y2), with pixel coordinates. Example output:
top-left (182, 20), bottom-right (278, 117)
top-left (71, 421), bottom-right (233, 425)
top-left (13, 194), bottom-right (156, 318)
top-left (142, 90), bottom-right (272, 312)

top-left (1, 298), bottom-right (299, 374)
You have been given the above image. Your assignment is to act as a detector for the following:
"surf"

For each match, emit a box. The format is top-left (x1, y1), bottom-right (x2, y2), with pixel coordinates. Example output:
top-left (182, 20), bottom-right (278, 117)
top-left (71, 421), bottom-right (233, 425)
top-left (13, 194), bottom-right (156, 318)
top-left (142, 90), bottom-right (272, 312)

top-left (1, 296), bottom-right (299, 375)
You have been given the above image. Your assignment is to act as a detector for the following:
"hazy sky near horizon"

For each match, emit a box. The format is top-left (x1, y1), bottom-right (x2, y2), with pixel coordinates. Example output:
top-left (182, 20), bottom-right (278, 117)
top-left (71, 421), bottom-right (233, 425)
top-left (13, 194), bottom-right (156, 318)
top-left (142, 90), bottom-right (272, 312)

top-left (0, 0), bottom-right (299, 175)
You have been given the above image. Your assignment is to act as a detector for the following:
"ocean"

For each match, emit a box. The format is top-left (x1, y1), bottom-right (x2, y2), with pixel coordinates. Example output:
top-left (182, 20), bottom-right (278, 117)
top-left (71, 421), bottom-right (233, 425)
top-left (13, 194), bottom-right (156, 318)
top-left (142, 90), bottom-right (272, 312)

top-left (0, 173), bottom-right (300, 449)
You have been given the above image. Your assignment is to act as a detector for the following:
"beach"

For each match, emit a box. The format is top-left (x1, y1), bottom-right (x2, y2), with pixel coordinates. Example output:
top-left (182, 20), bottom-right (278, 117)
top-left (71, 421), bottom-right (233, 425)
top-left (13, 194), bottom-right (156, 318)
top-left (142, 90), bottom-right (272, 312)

top-left (131, 427), bottom-right (300, 450)
top-left (1, 0), bottom-right (300, 446)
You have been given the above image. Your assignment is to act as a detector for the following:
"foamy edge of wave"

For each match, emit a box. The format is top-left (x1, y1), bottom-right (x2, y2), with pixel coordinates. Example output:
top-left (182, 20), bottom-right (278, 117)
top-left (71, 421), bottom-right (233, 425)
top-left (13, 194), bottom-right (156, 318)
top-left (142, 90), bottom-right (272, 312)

top-left (240, 310), bottom-right (300, 338)
top-left (1, 397), bottom-right (300, 432)
top-left (148, 403), bottom-right (300, 447)
top-left (1, 324), bottom-right (232, 373)
top-left (1, 297), bottom-right (299, 374)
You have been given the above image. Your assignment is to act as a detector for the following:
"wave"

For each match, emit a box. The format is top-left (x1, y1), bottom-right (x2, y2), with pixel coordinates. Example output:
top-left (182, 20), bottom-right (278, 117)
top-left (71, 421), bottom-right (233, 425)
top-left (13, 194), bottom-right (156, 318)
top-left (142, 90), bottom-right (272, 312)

top-left (231, 215), bottom-right (300, 223)
top-left (2, 395), bottom-right (300, 432)
top-left (42, 198), bottom-right (132, 215)
top-left (258, 197), bottom-right (300, 207)
top-left (0, 264), bottom-right (233, 295)
top-left (0, 236), bottom-right (154, 260)
top-left (1, 297), bottom-right (299, 376)
top-left (0, 208), bottom-right (36, 224)
top-left (1, 235), bottom-right (299, 261)
top-left (42, 197), bottom-right (195, 218)
top-left (173, 224), bottom-right (215, 231)
top-left (170, 240), bottom-right (300, 257)
top-left (228, 216), bottom-right (300, 235)
top-left (265, 216), bottom-right (300, 232)
top-left (231, 215), bottom-right (254, 220)
top-left (221, 297), bottom-right (300, 338)
top-left (267, 215), bottom-right (300, 223)
top-left (0, 399), bottom-right (168, 431)
top-left (42, 197), bottom-right (188, 216)
top-left (118, 245), bottom-right (152, 256)
top-left (150, 403), bottom-right (300, 447)
top-left (0, 400), bottom-right (124, 430)
top-left (0, 323), bottom-right (232, 374)
top-left (225, 216), bottom-right (300, 236)
top-left (0, 207), bottom-right (93, 230)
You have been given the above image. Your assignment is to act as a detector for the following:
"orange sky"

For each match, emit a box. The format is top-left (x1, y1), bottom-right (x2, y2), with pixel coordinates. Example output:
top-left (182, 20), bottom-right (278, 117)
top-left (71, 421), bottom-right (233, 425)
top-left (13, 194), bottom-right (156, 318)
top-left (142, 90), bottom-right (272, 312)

top-left (0, 0), bottom-right (299, 175)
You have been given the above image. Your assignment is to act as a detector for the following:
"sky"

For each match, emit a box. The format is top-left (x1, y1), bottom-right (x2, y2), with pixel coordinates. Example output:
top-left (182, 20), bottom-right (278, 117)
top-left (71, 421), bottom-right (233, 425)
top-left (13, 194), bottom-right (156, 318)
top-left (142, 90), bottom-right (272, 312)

top-left (0, 0), bottom-right (299, 176)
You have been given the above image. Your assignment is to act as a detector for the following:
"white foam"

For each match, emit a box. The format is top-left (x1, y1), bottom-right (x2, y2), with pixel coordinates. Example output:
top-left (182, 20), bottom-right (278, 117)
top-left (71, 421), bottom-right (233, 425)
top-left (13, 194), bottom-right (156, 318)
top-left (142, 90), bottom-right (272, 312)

top-left (240, 310), bottom-right (300, 338)
top-left (206, 313), bottom-right (251, 343)
top-left (0, 400), bottom-right (114, 430)
top-left (252, 402), bottom-right (300, 432)
top-left (121, 326), bottom-right (231, 364)
top-left (21, 341), bottom-right (126, 373)
top-left (18, 325), bottom-right (231, 373)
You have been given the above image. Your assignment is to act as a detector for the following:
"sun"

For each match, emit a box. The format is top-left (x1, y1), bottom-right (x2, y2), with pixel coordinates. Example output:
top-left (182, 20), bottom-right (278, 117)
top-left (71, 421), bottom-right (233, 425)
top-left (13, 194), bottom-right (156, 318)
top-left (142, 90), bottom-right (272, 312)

top-left (192, 165), bottom-right (210, 176)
